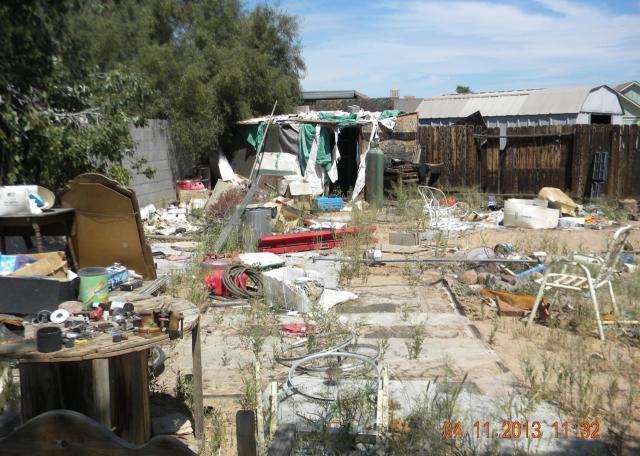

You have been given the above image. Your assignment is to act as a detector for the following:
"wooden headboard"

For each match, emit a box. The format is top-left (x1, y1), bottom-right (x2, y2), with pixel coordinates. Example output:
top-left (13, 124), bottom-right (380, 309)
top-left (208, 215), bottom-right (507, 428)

top-left (0, 409), bottom-right (196, 456)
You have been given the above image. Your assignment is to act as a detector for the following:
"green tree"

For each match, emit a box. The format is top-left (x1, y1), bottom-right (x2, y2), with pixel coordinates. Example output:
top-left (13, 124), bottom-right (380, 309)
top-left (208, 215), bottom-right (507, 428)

top-left (68, 0), bottom-right (305, 162)
top-left (0, 0), bottom-right (153, 190)
top-left (455, 85), bottom-right (472, 94)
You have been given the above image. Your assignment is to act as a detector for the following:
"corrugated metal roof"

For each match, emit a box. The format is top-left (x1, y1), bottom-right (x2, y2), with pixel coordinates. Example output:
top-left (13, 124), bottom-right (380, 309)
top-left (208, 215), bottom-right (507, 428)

top-left (519, 87), bottom-right (590, 115)
top-left (302, 90), bottom-right (368, 101)
top-left (416, 86), bottom-right (614, 119)
top-left (394, 98), bottom-right (422, 113)
top-left (417, 97), bottom-right (469, 118)
top-left (461, 92), bottom-right (528, 116)
top-left (613, 81), bottom-right (638, 92)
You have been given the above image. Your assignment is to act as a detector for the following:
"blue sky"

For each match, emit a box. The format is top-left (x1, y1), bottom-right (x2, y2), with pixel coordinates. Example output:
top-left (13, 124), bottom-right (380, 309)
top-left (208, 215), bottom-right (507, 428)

top-left (248, 0), bottom-right (640, 97)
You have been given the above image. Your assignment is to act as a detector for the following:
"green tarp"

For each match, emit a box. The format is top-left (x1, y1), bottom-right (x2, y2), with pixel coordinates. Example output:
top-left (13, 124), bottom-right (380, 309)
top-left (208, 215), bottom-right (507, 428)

top-left (246, 110), bottom-right (404, 176)
top-left (316, 112), bottom-right (360, 129)
top-left (247, 123), bottom-right (265, 150)
top-left (298, 124), bottom-right (333, 173)
top-left (380, 109), bottom-right (403, 119)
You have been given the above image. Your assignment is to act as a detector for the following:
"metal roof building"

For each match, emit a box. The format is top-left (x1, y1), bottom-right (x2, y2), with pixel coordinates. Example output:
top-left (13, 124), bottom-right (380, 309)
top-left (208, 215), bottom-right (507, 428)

top-left (301, 90), bottom-right (369, 101)
top-left (417, 85), bottom-right (624, 127)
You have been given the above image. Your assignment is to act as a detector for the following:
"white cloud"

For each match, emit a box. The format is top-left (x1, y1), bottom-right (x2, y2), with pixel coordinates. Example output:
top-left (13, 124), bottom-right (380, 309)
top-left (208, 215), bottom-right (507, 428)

top-left (293, 0), bottom-right (640, 96)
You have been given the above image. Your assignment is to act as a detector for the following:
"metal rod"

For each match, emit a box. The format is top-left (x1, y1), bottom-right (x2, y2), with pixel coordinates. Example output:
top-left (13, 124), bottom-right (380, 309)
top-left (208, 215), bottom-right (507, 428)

top-left (136, 274), bottom-right (170, 295)
top-left (248, 101), bottom-right (278, 183)
top-left (474, 132), bottom-right (573, 138)
top-left (216, 101), bottom-right (277, 253)
top-left (311, 257), bottom-right (540, 264)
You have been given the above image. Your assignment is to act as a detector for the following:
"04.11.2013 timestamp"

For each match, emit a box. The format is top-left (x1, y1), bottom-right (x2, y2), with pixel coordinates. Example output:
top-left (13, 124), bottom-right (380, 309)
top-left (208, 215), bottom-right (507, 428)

top-left (441, 419), bottom-right (601, 440)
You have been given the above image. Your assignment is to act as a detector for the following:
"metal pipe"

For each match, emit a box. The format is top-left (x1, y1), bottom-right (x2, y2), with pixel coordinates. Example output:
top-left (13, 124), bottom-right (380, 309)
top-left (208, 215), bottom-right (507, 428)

top-left (311, 257), bottom-right (540, 264)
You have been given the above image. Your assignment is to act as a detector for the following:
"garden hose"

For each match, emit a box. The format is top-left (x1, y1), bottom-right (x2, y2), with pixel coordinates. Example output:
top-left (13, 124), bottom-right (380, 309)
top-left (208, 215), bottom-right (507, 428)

top-left (222, 265), bottom-right (263, 299)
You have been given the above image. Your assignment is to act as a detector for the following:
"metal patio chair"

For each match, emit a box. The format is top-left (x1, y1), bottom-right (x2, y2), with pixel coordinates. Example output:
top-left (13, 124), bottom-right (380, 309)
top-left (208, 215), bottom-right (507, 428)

top-left (417, 186), bottom-right (470, 229)
top-left (526, 225), bottom-right (634, 340)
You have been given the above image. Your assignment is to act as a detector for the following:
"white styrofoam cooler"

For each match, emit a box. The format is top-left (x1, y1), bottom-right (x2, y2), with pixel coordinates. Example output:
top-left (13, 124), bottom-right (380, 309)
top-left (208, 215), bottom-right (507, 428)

top-left (503, 199), bottom-right (560, 229)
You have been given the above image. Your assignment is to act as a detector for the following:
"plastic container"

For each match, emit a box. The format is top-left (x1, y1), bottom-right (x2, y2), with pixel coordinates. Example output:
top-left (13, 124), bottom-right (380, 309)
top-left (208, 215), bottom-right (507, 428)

top-left (37, 326), bottom-right (62, 353)
top-left (78, 267), bottom-right (109, 309)
top-left (315, 197), bottom-right (344, 211)
top-left (503, 199), bottom-right (559, 229)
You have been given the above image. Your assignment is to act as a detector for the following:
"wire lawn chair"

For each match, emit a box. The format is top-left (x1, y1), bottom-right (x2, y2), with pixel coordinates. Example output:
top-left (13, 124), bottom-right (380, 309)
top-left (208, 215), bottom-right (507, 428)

top-left (527, 225), bottom-right (634, 340)
top-left (417, 186), bottom-right (470, 229)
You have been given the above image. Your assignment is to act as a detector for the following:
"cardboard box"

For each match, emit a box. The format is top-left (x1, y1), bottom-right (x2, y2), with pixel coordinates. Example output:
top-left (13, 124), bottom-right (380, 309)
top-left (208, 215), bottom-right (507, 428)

top-left (177, 189), bottom-right (209, 205)
top-left (8, 251), bottom-right (67, 278)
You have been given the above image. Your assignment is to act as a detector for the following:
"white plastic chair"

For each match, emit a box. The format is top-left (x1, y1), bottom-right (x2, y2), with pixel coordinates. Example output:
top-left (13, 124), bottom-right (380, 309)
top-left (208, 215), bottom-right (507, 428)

top-left (417, 186), bottom-right (469, 230)
top-left (527, 225), bottom-right (633, 340)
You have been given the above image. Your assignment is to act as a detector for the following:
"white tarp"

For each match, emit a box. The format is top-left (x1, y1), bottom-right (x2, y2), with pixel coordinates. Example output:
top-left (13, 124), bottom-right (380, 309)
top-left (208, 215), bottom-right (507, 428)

top-left (351, 120), bottom-right (378, 200)
top-left (302, 125), bottom-right (325, 196)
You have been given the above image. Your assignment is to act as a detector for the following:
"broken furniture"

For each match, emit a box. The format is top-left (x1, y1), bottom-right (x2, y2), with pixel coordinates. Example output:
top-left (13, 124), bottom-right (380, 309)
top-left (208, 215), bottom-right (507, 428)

top-left (527, 225), bottom-right (634, 340)
top-left (384, 160), bottom-right (442, 192)
top-left (60, 173), bottom-right (156, 280)
top-left (417, 186), bottom-right (469, 229)
top-left (0, 409), bottom-right (195, 455)
top-left (0, 208), bottom-right (77, 265)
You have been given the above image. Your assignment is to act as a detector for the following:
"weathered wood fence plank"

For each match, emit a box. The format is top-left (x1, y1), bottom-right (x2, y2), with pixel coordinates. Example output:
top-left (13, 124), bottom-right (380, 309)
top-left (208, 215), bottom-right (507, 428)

top-left (417, 124), bottom-right (640, 198)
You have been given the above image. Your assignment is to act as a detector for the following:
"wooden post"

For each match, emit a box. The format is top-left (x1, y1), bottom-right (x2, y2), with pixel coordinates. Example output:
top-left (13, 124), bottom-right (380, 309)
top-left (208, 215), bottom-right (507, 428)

top-left (268, 381), bottom-right (278, 442)
top-left (254, 361), bottom-right (265, 456)
top-left (376, 373), bottom-right (383, 442)
top-left (237, 410), bottom-right (258, 456)
top-left (109, 351), bottom-right (151, 444)
top-left (191, 317), bottom-right (205, 439)
top-left (376, 365), bottom-right (390, 443)
top-left (91, 358), bottom-right (111, 427)
top-left (382, 366), bottom-right (389, 432)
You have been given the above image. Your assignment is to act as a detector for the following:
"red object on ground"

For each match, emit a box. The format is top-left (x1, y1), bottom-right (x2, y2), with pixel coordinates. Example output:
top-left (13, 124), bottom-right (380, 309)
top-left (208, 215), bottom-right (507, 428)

top-left (257, 226), bottom-right (374, 254)
top-left (176, 180), bottom-right (205, 191)
top-left (439, 197), bottom-right (457, 207)
top-left (204, 269), bottom-right (247, 297)
top-left (279, 323), bottom-right (319, 337)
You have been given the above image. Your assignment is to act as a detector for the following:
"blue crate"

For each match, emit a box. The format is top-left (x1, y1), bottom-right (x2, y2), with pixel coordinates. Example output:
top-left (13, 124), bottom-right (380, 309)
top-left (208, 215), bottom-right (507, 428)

top-left (315, 197), bottom-right (344, 211)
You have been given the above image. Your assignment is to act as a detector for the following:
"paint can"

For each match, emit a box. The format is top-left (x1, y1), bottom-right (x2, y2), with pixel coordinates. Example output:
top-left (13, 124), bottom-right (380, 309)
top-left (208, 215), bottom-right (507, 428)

top-left (78, 267), bottom-right (109, 310)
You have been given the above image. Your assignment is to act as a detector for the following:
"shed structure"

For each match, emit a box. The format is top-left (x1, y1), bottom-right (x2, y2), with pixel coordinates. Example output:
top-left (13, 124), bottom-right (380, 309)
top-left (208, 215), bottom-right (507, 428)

top-left (614, 81), bottom-right (640, 125)
top-left (417, 85), bottom-right (624, 128)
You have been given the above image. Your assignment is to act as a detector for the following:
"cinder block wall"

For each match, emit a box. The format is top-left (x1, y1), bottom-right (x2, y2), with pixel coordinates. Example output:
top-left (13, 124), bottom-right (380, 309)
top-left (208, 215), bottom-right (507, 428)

top-left (127, 119), bottom-right (191, 207)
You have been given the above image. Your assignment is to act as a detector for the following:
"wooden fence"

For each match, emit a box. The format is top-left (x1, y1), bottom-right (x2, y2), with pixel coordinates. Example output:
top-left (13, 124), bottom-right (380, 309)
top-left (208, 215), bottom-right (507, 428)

top-left (417, 124), bottom-right (640, 198)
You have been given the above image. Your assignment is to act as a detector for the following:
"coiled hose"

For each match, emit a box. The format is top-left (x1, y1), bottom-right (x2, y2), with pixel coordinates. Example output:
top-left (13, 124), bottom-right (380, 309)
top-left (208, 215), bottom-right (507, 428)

top-left (222, 265), bottom-right (264, 299)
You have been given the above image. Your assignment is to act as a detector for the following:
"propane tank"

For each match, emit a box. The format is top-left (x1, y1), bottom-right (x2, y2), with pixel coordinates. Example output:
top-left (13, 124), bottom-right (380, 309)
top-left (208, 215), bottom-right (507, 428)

top-left (365, 139), bottom-right (384, 207)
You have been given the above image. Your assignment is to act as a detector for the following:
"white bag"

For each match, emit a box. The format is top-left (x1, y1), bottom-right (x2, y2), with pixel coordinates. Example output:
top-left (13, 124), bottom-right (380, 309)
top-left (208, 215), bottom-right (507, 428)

top-left (0, 186), bottom-right (31, 216)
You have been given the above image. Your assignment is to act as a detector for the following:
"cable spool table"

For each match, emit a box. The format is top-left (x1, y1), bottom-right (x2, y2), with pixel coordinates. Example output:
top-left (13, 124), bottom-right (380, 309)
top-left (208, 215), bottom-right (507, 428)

top-left (6, 332), bottom-right (168, 444)
top-left (1, 295), bottom-right (204, 445)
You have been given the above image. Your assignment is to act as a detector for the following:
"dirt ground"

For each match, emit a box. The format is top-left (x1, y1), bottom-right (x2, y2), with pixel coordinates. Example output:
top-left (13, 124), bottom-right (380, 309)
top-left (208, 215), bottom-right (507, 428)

top-left (449, 225), bottom-right (640, 454)
top-left (159, 219), bottom-right (640, 455)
